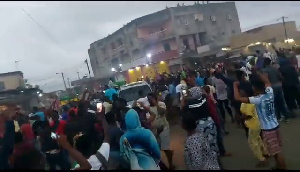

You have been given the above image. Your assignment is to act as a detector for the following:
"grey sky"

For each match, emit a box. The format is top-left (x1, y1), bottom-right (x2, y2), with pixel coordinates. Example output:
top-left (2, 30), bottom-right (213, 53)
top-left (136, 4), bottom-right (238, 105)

top-left (0, 1), bottom-right (299, 92)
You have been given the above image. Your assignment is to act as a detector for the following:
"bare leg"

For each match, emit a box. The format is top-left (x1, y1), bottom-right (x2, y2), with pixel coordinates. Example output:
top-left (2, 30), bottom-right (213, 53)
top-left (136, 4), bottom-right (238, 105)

top-left (163, 150), bottom-right (175, 169)
top-left (274, 153), bottom-right (287, 170)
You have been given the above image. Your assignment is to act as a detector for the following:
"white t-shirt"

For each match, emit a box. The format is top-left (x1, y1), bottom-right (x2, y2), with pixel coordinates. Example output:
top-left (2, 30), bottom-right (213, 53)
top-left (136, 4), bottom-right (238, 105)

top-left (74, 143), bottom-right (110, 170)
top-left (212, 77), bottom-right (227, 100)
top-left (176, 84), bottom-right (187, 100)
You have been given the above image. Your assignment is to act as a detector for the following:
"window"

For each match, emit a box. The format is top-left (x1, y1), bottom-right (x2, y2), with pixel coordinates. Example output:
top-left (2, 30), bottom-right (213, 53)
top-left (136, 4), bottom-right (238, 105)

top-left (111, 43), bottom-right (116, 50)
top-left (210, 16), bottom-right (216, 22)
top-left (0, 82), bottom-right (5, 91)
top-left (117, 38), bottom-right (123, 47)
top-left (184, 19), bottom-right (189, 26)
top-left (232, 30), bottom-right (236, 34)
top-left (194, 13), bottom-right (203, 21)
top-left (163, 43), bottom-right (171, 51)
top-left (183, 39), bottom-right (190, 50)
top-left (226, 14), bottom-right (232, 20)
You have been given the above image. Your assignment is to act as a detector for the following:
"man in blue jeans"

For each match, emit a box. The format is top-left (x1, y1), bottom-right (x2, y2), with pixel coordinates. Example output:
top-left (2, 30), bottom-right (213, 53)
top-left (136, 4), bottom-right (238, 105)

top-left (262, 58), bottom-right (290, 123)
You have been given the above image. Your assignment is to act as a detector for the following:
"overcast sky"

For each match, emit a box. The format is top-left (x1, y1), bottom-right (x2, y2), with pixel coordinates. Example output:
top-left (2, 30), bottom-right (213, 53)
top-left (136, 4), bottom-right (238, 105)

top-left (0, 1), bottom-right (299, 92)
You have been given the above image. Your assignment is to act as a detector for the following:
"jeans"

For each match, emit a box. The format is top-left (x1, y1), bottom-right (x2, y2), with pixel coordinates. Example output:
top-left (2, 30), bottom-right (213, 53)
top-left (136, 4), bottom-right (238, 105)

top-left (273, 85), bottom-right (290, 119)
top-left (217, 99), bottom-right (233, 123)
top-left (283, 85), bottom-right (300, 110)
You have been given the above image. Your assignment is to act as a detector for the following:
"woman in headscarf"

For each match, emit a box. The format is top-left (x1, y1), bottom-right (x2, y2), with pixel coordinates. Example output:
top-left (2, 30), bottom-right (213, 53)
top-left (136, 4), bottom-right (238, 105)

top-left (181, 86), bottom-right (221, 167)
top-left (119, 109), bottom-right (161, 170)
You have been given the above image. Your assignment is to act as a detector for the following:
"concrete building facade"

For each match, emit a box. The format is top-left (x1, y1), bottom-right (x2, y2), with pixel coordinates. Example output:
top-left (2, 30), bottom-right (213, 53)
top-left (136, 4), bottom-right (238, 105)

top-left (0, 71), bottom-right (25, 91)
top-left (227, 21), bottom-right (300, 56)
top-left (88, 2), bottom-right (241, 82)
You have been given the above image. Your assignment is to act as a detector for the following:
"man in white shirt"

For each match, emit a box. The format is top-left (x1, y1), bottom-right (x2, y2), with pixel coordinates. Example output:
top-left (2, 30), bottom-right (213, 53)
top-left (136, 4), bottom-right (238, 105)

top-left (212, 76), bottom-right (234, 123)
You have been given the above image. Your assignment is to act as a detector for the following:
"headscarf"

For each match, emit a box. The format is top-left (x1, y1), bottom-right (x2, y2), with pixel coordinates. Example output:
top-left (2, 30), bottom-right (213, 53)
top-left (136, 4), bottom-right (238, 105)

top-left (189, 87), bottom-right (203, 99)
top-left (125, 109), bottom-right (142, 130)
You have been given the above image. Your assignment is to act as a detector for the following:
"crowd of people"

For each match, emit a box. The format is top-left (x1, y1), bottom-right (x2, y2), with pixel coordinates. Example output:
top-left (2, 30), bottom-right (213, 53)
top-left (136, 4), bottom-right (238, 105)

top-left (0, 46), bottom-right (299, 170)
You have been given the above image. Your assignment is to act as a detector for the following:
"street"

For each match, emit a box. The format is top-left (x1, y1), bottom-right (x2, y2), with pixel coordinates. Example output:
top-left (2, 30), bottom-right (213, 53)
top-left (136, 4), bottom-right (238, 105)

top-left (161, 118), bottom-right (300, 170)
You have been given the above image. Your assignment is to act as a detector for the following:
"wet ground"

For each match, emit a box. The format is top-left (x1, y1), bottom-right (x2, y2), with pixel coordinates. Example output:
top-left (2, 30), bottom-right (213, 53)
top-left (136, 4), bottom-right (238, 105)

top-left (161, 118), bottom-right (300, 170)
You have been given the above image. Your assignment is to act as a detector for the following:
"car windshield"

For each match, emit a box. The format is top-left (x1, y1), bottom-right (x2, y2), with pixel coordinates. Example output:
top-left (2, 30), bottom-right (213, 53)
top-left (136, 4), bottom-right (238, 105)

top-left (119, 85), bottom-right (151, 102)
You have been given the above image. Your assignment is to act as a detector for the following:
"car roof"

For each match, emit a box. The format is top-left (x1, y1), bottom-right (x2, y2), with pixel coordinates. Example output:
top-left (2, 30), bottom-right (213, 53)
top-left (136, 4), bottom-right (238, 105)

top-left (119, 81), bottom-right (150, 91)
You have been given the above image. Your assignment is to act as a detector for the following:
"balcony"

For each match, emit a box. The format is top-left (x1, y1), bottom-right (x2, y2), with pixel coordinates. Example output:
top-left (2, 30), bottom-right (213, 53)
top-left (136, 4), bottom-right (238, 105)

top-left (197, 45), bottom-right (210, 54)
top-left (149, 50), bottom-right (179, 64)
top-left (139, 29), bottom-right (174, 44)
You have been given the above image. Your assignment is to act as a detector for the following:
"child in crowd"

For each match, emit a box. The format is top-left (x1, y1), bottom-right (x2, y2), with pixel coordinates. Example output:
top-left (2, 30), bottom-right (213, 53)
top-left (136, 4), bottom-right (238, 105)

top-left (233, 72), bottom-right (287, 170)
top-left (238, 84), bottom-right (268, 167)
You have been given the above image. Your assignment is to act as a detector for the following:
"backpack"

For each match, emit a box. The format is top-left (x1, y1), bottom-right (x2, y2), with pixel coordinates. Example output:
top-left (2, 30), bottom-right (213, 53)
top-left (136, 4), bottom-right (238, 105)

top-left (121, 138), bottom-right (160, 170)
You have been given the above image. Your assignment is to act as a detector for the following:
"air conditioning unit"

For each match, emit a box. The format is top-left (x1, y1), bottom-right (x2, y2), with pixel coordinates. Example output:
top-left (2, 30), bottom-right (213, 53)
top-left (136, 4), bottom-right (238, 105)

top-left (226, 14), bottom-right (232, 20)
top-left (210, 16), bottom-right (216, 22)
top-left (184, 19), bottom-right (189, 26)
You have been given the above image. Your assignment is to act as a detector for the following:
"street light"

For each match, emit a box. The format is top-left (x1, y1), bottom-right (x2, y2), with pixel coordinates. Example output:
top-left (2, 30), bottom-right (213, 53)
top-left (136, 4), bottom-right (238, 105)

top-left (147, 53), bottom-right (152, 58)
top-left (111, 68), bottom-right (116, 72)
top-left (119, 64), bottom-right (122, 67)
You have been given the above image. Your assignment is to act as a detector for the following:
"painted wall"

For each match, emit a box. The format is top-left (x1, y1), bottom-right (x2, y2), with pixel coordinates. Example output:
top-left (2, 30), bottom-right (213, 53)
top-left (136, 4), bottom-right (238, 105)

top-left (137, 20), bottom-right (172, 38)
top-left (125, 62), bottom-right (170, 83)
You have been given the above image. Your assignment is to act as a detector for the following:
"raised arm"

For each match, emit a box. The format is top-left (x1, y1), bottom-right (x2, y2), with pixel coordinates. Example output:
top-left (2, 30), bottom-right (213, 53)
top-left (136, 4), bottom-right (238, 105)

top-left (258, 72), bottom-right (271, 88)
top-left (233, 81), bottom-right (250, 103)
top-left (58, 135), bottom-right (92, 170)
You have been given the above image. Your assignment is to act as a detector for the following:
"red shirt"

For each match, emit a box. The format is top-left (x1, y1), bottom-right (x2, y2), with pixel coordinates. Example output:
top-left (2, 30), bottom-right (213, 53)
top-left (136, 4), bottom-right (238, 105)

top-left (69, 107), bottom-right (78, 115)
top-left (207, 96), bottom-right (221, 126)
top-left (21, 124), bottom-right (34, 141)
top-left (50, 120), bottom-right (67, 135)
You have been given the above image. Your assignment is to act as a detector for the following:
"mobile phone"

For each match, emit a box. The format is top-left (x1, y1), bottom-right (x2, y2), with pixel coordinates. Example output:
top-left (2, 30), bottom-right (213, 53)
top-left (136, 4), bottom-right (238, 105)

top-left (182, 89), bottom-right (187, 97)
top-left (51, 132), bottom-right (59, 139)
top-left (97, 103), bottom-right (103, 112)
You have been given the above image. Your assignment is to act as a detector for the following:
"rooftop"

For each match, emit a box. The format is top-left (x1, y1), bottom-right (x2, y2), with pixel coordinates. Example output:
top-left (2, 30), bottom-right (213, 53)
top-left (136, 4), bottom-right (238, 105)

top-left (0, 71), bottom-right (23, 78)
top-left (90, 1), bottom-right (235, 47)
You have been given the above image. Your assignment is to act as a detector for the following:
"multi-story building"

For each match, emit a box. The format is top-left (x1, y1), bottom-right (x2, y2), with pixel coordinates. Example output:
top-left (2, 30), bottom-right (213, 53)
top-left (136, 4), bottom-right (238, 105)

top-left (0, 71), bottom-right (25, 91)
top-left (88, 1), bottom-right (241, 83)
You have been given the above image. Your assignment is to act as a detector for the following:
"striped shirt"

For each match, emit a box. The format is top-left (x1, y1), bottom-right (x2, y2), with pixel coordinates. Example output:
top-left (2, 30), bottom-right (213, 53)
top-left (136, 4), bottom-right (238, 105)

top-left (249, 87), bottom-right (279, 130)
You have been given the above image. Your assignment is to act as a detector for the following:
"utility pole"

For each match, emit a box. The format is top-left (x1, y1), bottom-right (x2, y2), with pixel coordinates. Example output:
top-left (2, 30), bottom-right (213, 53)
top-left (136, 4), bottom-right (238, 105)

top-left (84, 59), bottom-right (91, 78)
top-left (57, 72), bottom-right (67, 90)
top-left (77, 72), bottom-right (80, 80)
top-left (67, 78), bottom-right (71, 88)
top-left (278, 16), bottom-right (288, 40)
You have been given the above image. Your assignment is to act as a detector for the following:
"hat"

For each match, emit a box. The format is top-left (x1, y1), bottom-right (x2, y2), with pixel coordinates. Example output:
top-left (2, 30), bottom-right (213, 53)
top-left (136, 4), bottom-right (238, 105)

top-left (189, 87), bottom-right (203, 99)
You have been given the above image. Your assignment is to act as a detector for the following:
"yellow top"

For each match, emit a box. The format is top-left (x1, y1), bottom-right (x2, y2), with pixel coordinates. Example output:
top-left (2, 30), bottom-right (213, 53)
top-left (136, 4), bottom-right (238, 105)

top-left (14, 120), bottom-right (20, 132)
top-left (240, 103), bottom-right (260, 129)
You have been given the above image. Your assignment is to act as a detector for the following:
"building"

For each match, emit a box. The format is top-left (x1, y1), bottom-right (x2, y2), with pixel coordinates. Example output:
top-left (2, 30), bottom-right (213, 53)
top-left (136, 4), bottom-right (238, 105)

top-left (225, 21), bottom-right (300, 56)
top-left (0, 71), bottom-right (25, 91)
top-left (88, 2), bottom-right (241, 83)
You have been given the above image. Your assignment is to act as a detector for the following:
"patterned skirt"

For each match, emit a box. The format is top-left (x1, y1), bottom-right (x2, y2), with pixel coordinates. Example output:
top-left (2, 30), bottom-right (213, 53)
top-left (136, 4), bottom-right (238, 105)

top-left (195, 117), bottom-right (219, 156)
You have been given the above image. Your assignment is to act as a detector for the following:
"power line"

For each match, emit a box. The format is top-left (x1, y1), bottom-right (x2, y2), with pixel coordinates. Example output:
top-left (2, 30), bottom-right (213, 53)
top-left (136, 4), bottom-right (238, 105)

top-left (21, 8), bottom-right (61, 46)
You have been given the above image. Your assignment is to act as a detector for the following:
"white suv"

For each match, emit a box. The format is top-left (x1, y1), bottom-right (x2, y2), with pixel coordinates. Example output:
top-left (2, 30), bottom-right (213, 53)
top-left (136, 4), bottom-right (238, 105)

top-left (118, 81), bottom-right (152, 107)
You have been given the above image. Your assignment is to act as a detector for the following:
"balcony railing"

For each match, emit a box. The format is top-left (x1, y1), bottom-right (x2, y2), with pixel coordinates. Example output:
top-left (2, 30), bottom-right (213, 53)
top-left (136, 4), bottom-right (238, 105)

top-left (139, 29), bottom-right (174, 43)
top-left (197, 45), bottom-right (210, 54)
top-left (149, 50), bottom-right (179, 64)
